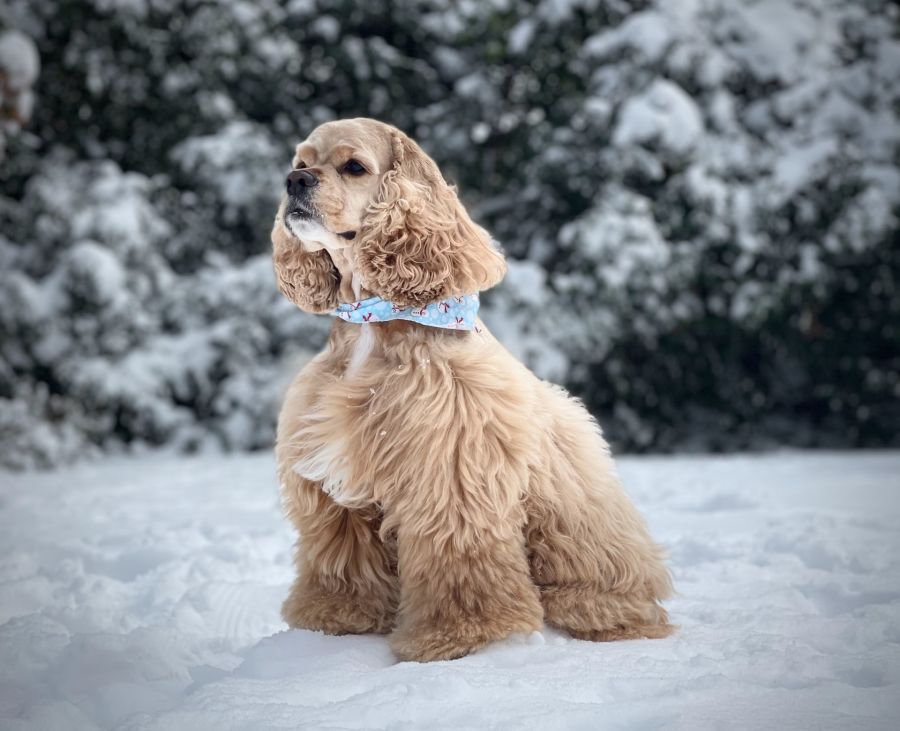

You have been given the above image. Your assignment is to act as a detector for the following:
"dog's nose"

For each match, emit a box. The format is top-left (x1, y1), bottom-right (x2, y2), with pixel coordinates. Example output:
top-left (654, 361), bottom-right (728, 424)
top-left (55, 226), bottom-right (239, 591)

top-left (286, 169), bottom-right (318, 195)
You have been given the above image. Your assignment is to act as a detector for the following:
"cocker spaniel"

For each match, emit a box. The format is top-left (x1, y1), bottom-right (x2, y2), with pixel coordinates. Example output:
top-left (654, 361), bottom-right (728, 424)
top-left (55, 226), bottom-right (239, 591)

top-left (272, 118), bottom-right (673, 662)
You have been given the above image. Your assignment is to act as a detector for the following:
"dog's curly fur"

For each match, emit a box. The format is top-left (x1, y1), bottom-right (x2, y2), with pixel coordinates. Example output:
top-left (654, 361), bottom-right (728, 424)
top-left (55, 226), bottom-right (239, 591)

top-left (273, 118), bottom-right (673, 662)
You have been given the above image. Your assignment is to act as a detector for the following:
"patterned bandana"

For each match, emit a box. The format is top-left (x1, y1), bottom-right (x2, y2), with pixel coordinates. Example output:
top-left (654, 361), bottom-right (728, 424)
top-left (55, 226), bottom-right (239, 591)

top-left (333, 293), bottom-right (480, 330)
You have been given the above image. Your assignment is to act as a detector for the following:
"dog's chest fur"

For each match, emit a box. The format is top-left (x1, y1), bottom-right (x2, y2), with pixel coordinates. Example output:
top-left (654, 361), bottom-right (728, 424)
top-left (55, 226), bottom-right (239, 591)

top-left (291, 328), bottom-right (372, 506)
top-left (288, 321), bottom-right (499, 511)
top-left (345, 324), bottom-right (374, 378)
top-left (290, 322), bottom-right (408, 507)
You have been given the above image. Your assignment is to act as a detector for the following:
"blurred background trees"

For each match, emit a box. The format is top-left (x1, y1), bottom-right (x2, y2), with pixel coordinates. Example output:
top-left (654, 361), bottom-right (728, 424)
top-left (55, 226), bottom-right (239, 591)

top-left (1, 0), bottom-right (898, 468)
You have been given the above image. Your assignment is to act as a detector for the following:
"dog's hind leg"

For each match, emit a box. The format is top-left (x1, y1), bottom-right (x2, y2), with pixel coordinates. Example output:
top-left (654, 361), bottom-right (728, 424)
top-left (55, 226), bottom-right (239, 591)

top-left (526, 387), bottom-right (674, 642)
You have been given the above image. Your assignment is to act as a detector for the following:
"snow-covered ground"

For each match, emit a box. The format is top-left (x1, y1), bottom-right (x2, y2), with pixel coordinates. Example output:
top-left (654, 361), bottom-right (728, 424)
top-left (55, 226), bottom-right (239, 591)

top-left (1, 451), bottom-right (898, 730)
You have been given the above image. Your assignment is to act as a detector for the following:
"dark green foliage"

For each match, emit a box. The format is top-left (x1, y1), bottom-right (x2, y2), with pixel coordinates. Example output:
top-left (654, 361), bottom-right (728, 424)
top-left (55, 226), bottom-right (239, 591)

top-left (1, 0), bottom-right (897, 467)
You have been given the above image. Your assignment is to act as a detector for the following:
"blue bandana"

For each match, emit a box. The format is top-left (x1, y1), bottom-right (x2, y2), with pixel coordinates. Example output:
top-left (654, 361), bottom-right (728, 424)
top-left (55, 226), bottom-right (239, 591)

top-left (333, 293), bottom-right (480, 330)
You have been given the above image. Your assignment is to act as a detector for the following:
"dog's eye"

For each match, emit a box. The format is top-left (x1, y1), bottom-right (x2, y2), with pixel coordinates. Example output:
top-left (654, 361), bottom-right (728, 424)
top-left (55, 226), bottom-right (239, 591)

top-left (342, 159), bottom-right (366, 176)
top-left (294, 160), bottom-right (308, 170)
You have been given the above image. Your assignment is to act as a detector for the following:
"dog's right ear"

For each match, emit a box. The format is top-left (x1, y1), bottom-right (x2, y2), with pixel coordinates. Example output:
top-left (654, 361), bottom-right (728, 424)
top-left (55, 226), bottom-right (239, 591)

top-left (271, 214), bottom-right (340, 313)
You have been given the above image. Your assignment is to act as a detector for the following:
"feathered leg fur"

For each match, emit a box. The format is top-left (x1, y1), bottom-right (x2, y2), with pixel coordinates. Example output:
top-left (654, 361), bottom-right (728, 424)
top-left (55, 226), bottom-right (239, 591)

top-left (279, 473), bottom-right (398, 635)
top-left (277, 361), bottom-right (398, 635)
top-left (525, 385), bottom-right (674, 641)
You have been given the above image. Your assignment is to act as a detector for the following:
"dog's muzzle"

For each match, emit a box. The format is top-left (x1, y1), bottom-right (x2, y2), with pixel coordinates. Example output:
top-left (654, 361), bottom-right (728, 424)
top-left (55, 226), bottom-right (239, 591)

top-left (283, 169), bottom-right (356, 241)
top-left (285, 169), bottom-right (319, 220)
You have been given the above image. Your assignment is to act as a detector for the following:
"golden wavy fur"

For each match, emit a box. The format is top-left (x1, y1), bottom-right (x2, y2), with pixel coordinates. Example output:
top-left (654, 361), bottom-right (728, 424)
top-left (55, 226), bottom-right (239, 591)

top-left (272, 118), bottom-right (673, 661)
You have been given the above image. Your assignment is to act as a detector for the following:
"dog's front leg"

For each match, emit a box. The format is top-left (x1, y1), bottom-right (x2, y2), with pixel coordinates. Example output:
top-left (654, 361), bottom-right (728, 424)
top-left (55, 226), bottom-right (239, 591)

top-left (387, 480), bottom-right (544, 662)
top-left (276, 355), bottom-right (399, 636)
top-left (279, 469), bottom-right (398, 635)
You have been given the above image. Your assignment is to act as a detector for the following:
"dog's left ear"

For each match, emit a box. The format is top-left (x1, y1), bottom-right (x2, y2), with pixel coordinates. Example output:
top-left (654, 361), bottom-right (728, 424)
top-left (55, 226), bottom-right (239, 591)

top-left (354, 129), bottom-right (506, 307)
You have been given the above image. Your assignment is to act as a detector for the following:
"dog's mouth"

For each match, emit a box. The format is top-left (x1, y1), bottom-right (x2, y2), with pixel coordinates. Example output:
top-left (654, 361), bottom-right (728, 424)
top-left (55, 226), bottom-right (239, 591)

top-left (286, 203), bottom-right (320, 224)
top-left (284, 207), bottom-right (358, 253)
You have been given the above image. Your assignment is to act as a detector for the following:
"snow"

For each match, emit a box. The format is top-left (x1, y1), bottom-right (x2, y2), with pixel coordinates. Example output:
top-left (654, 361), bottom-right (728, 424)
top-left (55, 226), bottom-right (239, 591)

top-left (0, 30), bottom-right (40, 90)
top-left (612, 79), bottom-right (704, 157)
top-left (0, 29), bottom-right (39, 144)
top-left (721, 0), bottom-right (842, 86)
top-left (559, 188), bottom-right (671, 291)
top-left (771, 137), bottom-right (839, 206)
top-left (62, 242), bottom-right (127, 307)
top-left (483, 259), bottom-right (569, 383)
top-left (64, 163), bottom-right (172, 255)
top-left (508, 19), bottom-right (537, 55)
top-left (171, 121), bottom-right (284, 223)
top-left (1, 451), bottom-right (899, 730)
top-left (584, 11), bottom-right (672, 64)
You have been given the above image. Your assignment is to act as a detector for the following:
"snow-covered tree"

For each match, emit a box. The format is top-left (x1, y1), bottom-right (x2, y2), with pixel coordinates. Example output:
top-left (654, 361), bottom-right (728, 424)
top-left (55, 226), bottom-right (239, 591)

top-left (1, 0), bottom-right (897, 467)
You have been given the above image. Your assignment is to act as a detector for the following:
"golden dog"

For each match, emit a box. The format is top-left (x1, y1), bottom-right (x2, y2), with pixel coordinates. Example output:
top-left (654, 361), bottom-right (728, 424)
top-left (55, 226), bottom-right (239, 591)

top-left (272, 118), bottom-right (673, 662)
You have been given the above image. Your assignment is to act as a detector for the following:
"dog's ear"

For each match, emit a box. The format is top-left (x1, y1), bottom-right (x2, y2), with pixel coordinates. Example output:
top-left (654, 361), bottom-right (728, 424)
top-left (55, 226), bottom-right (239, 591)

top-left (354, 129), bottom-right (506, 308)
top-left (272, 214), bottom-right (340, 313)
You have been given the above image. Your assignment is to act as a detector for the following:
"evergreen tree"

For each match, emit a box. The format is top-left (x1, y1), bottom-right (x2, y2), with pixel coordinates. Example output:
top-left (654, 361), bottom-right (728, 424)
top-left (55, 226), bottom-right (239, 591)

top-left (1, 0), bottom-right (897, 467)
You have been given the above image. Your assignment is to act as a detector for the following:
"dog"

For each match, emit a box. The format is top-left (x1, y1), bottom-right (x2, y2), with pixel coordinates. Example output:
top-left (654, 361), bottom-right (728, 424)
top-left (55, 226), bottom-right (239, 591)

top-left (271, 118), bottom-right (673, 662)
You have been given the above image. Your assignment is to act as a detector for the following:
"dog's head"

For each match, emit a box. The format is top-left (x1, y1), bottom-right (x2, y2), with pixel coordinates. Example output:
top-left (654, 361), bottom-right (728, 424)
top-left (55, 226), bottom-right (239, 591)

top-left (272, 118), bottom-right (506, 312)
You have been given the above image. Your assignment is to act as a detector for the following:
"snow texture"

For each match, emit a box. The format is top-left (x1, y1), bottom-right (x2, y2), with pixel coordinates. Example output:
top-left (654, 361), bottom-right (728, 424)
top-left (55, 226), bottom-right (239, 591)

top-left (612, 79), bottom-right (704, 156)
top-left (0, 28), bottom-right (39, 150)
top-left (1, 451), bottom-right (898, 730)
top-left (0, 29), bottom-right (39, 89)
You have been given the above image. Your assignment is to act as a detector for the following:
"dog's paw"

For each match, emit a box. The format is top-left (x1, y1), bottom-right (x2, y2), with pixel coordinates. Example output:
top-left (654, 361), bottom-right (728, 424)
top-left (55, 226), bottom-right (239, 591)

top-left (566, 623), bottom-right (676, 642)
top-left (389, 612), bottom-right (541, 662)
top-left (541, 583), bottom-right (674, 643)
top-left (389, 624), bottom-right (492, 662)
top-left (282, 585), bottom-right (395, 635)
